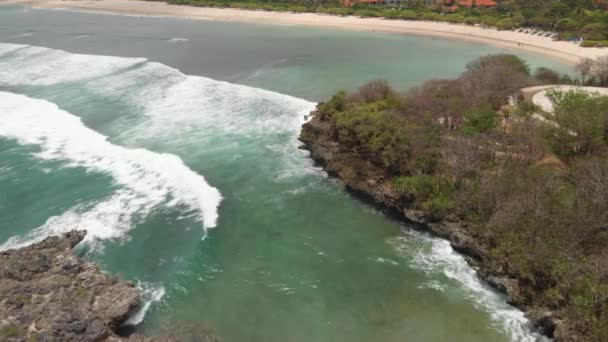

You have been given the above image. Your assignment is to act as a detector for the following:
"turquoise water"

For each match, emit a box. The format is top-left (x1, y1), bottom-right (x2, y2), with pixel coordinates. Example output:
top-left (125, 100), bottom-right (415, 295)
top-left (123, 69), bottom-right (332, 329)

top-left (0, 6), bottom-right (567, 341)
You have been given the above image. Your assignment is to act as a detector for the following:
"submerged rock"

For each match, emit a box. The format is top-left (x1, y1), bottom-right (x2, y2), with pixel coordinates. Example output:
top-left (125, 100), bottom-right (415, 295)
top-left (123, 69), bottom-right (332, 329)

top-left (0, 231), bottom-right (140, 341)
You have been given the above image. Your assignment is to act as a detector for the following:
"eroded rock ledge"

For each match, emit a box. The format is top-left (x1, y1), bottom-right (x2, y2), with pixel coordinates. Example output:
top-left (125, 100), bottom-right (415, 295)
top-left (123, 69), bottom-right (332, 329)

top-left (0, 231), bottom-right (140, 341)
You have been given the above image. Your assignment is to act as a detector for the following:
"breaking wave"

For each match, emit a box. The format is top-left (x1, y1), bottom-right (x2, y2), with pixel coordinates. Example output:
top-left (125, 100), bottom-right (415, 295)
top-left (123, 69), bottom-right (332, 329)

top-left (389, 231), bottom-right (548, 342)
top-left (0, 91), bottom-right (222, 250)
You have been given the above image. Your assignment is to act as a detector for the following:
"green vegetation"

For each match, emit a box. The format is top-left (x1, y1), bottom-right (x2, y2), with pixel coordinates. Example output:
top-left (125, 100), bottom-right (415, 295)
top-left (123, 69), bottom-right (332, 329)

top-left (15, 294), bottom-right (32, 306)
top-left (313, 54), bottom-right (608, 340)
top-left (75, 287), bottom-right (90, 300)
top-left (152, 0), bottom-right (608, 44)
top-left (546, 90), bottom-right (608, 158)
top-left (0, 324), bottom-right (22, 338)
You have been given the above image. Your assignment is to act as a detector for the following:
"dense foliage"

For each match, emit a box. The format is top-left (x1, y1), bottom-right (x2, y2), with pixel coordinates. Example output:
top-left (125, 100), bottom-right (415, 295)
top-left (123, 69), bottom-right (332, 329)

top-left (314, 54), bottom-right (608, 339)
top-left (153, 0), bottom-right (608, 45)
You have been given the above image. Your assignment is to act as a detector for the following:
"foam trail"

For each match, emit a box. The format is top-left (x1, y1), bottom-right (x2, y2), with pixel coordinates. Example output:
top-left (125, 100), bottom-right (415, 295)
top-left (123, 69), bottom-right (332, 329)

top-left (123, 282), bottom-right (166, 326)
top-left (0, 92), bottom-right (222, 250)
top-left (0, 45), bottom-right (146, 86)
top-left (389, 231), bottom-right (548, 342)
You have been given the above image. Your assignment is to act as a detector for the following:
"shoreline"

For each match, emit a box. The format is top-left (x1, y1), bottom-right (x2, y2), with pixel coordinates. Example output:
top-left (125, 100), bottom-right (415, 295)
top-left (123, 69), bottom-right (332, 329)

top-left (3, 0), bottom-right (608, 64)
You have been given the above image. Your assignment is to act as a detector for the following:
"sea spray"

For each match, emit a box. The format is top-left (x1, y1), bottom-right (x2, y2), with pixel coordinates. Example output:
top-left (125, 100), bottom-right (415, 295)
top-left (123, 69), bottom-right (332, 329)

top-left (124, 282), bottom-right (167, 326)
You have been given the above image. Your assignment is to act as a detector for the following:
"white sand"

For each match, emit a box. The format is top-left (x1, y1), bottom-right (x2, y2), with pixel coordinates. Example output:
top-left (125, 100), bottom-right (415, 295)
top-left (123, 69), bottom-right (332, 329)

top-left (3, 0), bottom-right (608, 64)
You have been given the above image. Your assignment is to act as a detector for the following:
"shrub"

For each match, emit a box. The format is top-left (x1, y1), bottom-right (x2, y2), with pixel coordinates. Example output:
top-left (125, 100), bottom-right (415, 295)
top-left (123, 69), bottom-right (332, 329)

top-left (496, 18), bottom-right (515, 30)
top-left (393, 175), bottom-right (455, 219)
top-left (546, 90), bottom-right (608, 158)
top-left (466, 54), bottom-right (530, 76)
top-left (479, 15), bottom-right (499, 27)
top-left (398, 10), bottom-right (418, 20)
top-left (534, 67), bottom-right (561, 84)
top-left (348, 79), bottom-right (395, 103)
top-left (354, 9), bottom-right (380, 18)
top-left (421, 191), bottom-right (456, 219)
top-left (580, 40), bottom-right (608, 47)
top-left (461, 107), bottom-right (498, 135)
top-left (394, 174), bottom-right (437, 199)
top-left (581, 23), bottom-right (607, 40)
top-left (444, 14), bottom-right (465, 23)
top-left (464, 16), bottom-right (480, 25)
top-left (421, 12), bottom-right (440, 21)
top-left (0, 325), bottom-right (21, 338)
top-left (318, 91), bottom-right (347, 119)
top-left (555, 18), bottom-right (580, 32)
top-left (334, 106), bottom-right (411, 171)
top-left (287, 5), bottom-right (308, 13)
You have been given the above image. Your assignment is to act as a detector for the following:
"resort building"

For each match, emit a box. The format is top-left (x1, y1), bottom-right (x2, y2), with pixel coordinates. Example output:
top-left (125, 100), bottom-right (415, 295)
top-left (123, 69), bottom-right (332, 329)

top-left (440, 0), bottom-right (497, 8)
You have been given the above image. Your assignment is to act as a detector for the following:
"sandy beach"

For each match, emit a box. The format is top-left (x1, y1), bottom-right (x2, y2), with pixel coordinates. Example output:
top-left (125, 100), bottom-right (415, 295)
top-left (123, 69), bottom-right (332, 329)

top-left (3, 0), bottom-right (608, 63)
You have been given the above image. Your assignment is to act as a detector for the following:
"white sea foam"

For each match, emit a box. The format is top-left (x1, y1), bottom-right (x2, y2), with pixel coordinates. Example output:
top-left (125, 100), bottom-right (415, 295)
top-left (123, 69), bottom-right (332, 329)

top-left (0, 43), bottom-right (27, 57)
top-left (123, 282), bottom-right (166, 326)
top-left (88, 61), bottom-right (315, 139)
top-left (0, 42), bottom-right (316, 179)
top-left (0, 92), bottom-right (222, 250)
top-left (0, 45), bottom-right (146, 86)
top-left (389, 231), bottom-right (548, 342)
top-left (85, 58), bottom-right (317, 178)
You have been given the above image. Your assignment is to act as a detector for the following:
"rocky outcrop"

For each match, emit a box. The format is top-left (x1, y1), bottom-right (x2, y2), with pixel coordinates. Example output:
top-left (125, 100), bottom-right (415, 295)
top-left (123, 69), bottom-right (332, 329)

top-left (0, 231), bottom-right (140, 341)
top-left (299, 110), bottom-right (566, 340)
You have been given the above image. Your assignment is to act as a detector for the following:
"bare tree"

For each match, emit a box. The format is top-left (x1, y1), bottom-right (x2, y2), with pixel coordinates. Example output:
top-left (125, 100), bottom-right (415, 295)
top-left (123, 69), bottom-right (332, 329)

top-left (593, 56), bottom-right (608, 87)
top-left (575, 58), bottom-right (594, 84)
top-left (348, 79), bottom-right (394, 103)
top-left (571, 156), bottom-right (608, 224)
top-left (442, 135), bottom-right (487, 181)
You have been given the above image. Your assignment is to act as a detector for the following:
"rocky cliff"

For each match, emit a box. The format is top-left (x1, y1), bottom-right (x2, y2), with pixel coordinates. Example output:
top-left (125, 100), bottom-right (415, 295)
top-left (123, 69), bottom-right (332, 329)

top-left (0, 231), bottom-right (140, 341)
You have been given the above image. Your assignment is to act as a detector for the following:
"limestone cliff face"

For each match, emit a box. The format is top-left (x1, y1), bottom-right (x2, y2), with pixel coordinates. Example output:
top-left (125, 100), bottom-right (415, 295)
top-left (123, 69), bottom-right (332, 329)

top-left (0, 231), bottom-right (140, 341)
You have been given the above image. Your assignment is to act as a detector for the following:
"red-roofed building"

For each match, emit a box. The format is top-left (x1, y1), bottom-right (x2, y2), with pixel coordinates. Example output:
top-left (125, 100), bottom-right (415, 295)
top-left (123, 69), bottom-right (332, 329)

top-left (456, 0), bottom-right (497, 7)
top-left (340, 0), bottom-right (383, 6)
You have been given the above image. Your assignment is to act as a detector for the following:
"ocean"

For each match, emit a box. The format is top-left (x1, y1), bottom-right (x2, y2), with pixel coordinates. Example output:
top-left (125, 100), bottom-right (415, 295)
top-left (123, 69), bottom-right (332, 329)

top-left (0, 5), bottom-right (566, 341)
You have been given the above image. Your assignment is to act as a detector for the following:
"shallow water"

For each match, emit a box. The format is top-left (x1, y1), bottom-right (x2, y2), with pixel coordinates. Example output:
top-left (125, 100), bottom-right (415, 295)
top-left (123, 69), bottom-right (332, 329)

top-left (0, 6), bottom-right (566, 341)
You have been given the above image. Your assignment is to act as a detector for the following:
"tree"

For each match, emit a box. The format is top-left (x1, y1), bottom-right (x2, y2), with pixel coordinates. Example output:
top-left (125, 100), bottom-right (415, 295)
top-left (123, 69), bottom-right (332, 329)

top-left (576, 58), bottom-right (594, 84)
top-left (466, 54), bottom-right (531, 76)
top-left (534, 67), bottom-right (561, 84)
top-left (547, 90), bottom-right (608, 157)
top-left (593, 56), bottom-right (608, 87)
top-left (555, 18), bottom-right (580, 32)
top-left (461, 55), bottom-right (530, 109)
top-left (580, 22), bottom-right (608, 40)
